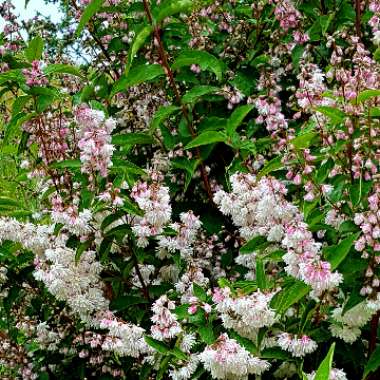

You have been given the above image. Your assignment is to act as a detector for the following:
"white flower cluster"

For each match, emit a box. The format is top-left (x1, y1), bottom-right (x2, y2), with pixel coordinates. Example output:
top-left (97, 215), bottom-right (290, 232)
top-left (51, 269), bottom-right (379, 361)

top-left (213, 287), bottom-right (277, 340)
top-left (180, 333), bottom-right (197, 353)
top-left (150, 295), bottom-right (182, 341)
top-left (0, 217), bottom-right (54, 255)
top-left (169, 354), bottom-right (200, 380)
top-left (175, 267), bottom-right (209, 303)
top-left (0, 266), bottom-right (7, 283)
top-left (0, 217), bottom-right (149, 359)
top-left (34, 247), bottom-right (109, 320)
top-left (131, 263), bottom-right (156, 288)
top-left (199, 333), bottom-right (270, 379)
top-left (35, 322), bottom-right (61, 351)
top-left (131, 181), bottom-right (172, 247)
top-left (214, 174), bottom-right (343, 296)
top-left (157, 211), bottom-right (202, 259)
top-left (98, 313), bottom-right (148, 357)
top-left (329, 302), bottom-right (376, 343)
top-left (51, 195), bottom-right (92, 236)
top-left (277, 333), bottom-right (317, 357)
top-left (75, 105), bottom-right (116, 178)
top-left (234, 252), bottom-right (256, 280)
top-left (306, 368), bottom-right (348, 380)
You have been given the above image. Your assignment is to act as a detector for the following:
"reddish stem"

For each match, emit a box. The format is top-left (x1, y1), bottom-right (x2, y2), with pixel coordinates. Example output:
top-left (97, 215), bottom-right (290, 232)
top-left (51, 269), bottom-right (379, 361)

top-left (142, 0), bottom-right (214, 203)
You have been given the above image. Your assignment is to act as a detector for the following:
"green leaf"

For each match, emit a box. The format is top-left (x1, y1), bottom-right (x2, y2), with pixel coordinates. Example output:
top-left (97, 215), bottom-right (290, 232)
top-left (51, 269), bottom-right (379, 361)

top-left (261, 347), bottom-right (291, 360)
top-left (193, 283), bottom-right (207, 302)
top-left (25, 36), bottom-right (44, 62)
top-left (184, 131), bottom-right (225, 149)
top-left (144, 336), bottom-right (170, 355)
top-left (240, 235), bottom-right (268, 254)
top-left (122, 200), bottom-right (144, 217)
top-left (182, 85), bottom-right (220, 104)
top-left (171, 157), bottom-right (200, 191)
top-left (357, 89), bottom-right (380, 103)
top-left (36, 94), bottom-right (55, 112)
top-left (291, 132), bottom-right (318, 149)
top-left (324, 232), bottom-right (360, 270)
top-left (0, 197), bottom-right (20, 209)
top-left (363, 345), bottom-right (380, 378)
top-left (112, 159), bottom-right (146, 175)
top-left (139, 363), bottom-right (153, 380)
top-left (112, 64), bottom-right (165, 96)
top-left (320, 14), bottom-right (334, 35)
top-left (316, 106), bottom-right (345, 124)
top-left (270, 280), bottom-right (311, 314)
top-left (0, 69), bottom-right (25, 86)
top-left (292, 44), bottom-right (304, 71)
top-left (75, 238), bottom-right (93, 263)
top-left (314, 343), bottom-right (335, 380)
top-left (76, 0), bottom-right (104, 36)
top-left (112, 133), bottom-right (154, 146)
top-left (172, 50), bottom-right (223, 81)
top-left (170, 347), bottom-right (188, 361)
top-left (198, 325), bottom-right (215, 345)
top-left (256, 259), bottom-right (267, 290)
top-left (101, 210), bottom-right (126, 231)
top-left (43, 64), bottom-right (83, 78)
top-left (50, 159), bottom-right (82, 169)
top-left (12, 95), bottom-right (32, 116)
top-left (153, 0), bottom-right (194, 23)
top-left (226, 104), bottom-right (254, 135)
top-left (150, 105), bottom-right (180, 132)
top-left (229, 331), bottom-right (257, 354)
top-left (369, 107), bottom-right (380, 117)
top-left (157, 356), bottom-right (170, 380)
top-left (258, 156), bottom-right (284, 178)
top-left (126, 25), bottom-right (153, 74)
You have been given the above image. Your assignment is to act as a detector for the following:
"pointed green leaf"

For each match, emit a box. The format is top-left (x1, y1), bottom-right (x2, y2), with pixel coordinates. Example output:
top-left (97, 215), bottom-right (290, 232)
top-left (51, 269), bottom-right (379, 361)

top-left (363, 345), bottom-right (380, 379)
top-left (153, 0), bottom-right (194, 23)
top-left (198, 325), bottom-right (215, 345)
top-left (112, 64), bottom-right (165, 96)
top-left (357, 89), bottom-right (380, 103)
top-left (170, 347), bottom-right (188, 361)
top-left (291, 132), bottom-right (318, 149)
top-left (314, 343), bottom-right (335, 380)
top-left (316, 106), bottom-right (345, 124)
top-left (126, 25), bottom-right (153, 74)
top-left (144, 336), bottom-right (170, 355)
top-left (76, 0), bottom-right (104, 36)
top-left (25, 36), bottom-right (44, 62)
top-left (184, 131), bottom-right (225, 149)
top-left (226, 104), bottom-right (254, 135)
top-left (112, 133), bottom-right (154, 146)
top-left (182, 85), bottom-right (220, 104)
top-left (150, 105), bottom-right (180, 132)
top-left (172, 50), bottom-right (223, 81)
top-left (50, 159), bottom-right (82, 169)
top-left (258, 156), bottom-right (284, 178)
top-left (270, 280), bottom-right (311, 314)
top-left (44, 64), bottom-right (84, 78)
top-left (240, 235), bottom-right (268, 254)
top-left (193, 283), bottom-right (207, 302)
top-left (324, 232), bottom-right (360, 270)
top-left (256, 259), bottom-right (267, 290)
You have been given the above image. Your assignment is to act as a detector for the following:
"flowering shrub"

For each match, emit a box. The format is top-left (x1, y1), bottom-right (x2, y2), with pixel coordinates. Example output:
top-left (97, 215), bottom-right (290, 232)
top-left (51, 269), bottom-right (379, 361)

top-left (1, 0), bottom-right (380, 379)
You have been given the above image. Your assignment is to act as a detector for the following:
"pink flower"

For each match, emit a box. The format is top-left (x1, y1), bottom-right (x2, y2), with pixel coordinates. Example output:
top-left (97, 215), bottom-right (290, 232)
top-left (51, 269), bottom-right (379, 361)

top-left (188, 305), bottom-right (198, 314)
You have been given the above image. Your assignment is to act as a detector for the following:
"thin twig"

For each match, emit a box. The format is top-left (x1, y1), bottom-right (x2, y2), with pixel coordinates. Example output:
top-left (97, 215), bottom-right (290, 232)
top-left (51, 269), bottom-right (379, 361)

top-left (142, 0), bottom-right (214, 203)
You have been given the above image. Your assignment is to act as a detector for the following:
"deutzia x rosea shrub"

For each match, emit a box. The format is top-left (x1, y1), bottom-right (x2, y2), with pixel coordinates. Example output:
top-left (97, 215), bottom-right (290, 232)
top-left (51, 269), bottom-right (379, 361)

top-left (1, 0), bottom-right (380, 379)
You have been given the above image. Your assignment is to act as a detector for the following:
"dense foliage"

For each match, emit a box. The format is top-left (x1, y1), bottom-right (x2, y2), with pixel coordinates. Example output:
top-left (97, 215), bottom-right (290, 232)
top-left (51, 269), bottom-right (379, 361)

top-left (1, 0), bottom-right (380, 379)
